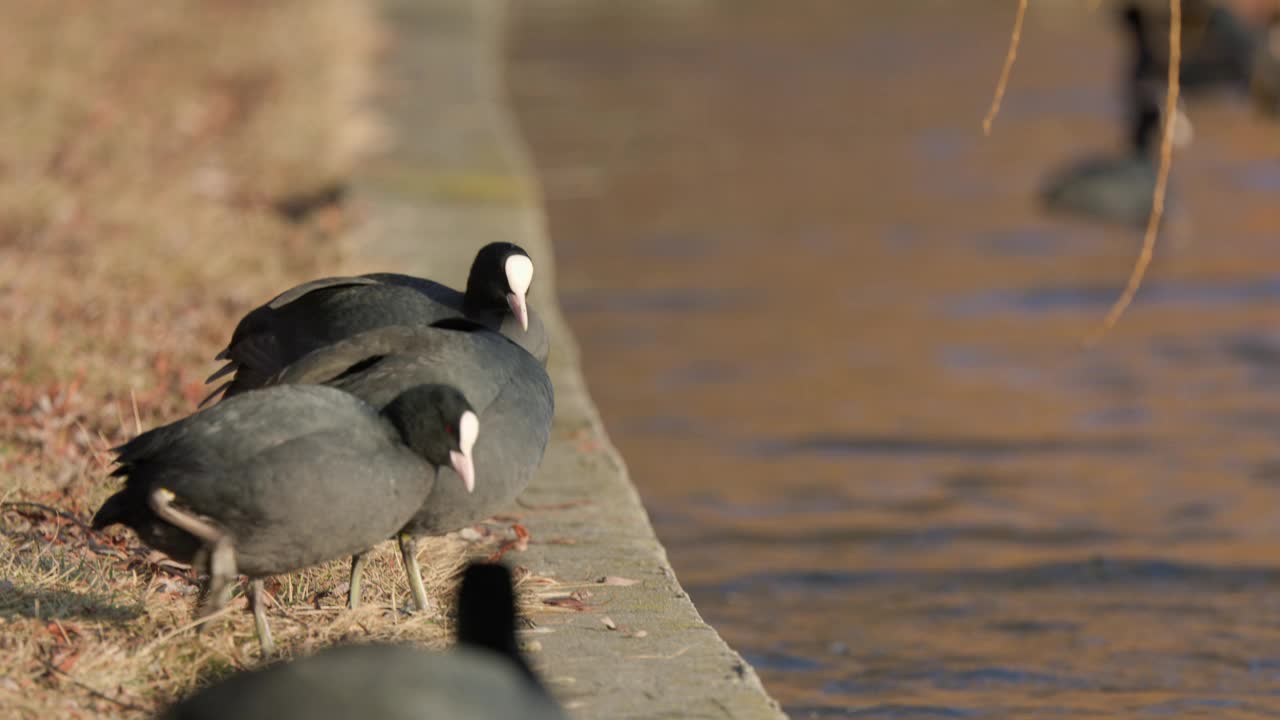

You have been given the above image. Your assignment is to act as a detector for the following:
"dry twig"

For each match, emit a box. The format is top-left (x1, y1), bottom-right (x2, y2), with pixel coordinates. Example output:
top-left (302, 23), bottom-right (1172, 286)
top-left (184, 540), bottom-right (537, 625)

top-left (1086, 0), bottom-right (1182, 345)
top-left (983, 0), bottom-right (1029, 135)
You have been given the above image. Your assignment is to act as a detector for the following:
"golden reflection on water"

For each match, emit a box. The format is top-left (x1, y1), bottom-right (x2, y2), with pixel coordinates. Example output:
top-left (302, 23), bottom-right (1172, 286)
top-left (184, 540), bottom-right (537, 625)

top-left (509, 1), bottom-right (1280, 715)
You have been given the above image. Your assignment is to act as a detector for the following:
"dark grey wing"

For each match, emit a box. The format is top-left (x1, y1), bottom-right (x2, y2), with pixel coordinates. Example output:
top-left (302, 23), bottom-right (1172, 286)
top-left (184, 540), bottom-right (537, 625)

top-left (208, 279), bottom-right (461, 404)
top-left (120, 385), bottom-right (379, 472)
top-left (261, 324), bottom-right (507, 416)
top-left (399, 328), bottom-right (553, 533)
top-left (271, 325), bottom-right (454, 387)
top-left (265, 276), bottom-right (383, 310)
top-left (169, 426), bottom-right (429, 574)
top-left (204, 277), bottom-right (389, 404)
top-left (216, 277), bottom-right (384, 361)
top-left (363, 272), bottom-right (465, 308)
top-left (478, 331), bottom-right (555, 465)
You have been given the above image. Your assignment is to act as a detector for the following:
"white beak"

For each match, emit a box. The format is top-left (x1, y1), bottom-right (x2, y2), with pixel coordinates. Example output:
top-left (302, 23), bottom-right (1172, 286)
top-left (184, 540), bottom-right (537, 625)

top-left (504, 254), bottom-right (534, 333)
top-left (449, 449), bottom-right (475, 493)
top-left (507, 291), bottom-right (529, 332)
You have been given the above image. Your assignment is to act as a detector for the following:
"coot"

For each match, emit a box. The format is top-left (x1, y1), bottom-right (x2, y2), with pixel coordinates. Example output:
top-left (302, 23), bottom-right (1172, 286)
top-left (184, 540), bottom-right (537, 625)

top-left (162, 563), bottom-right (566, 720)
top-left (269, 320), bottom-right (554, 612)
top-left (92, 384), bottom-right (478, 653)
top-left (204, 242), bottom-right (548, 405)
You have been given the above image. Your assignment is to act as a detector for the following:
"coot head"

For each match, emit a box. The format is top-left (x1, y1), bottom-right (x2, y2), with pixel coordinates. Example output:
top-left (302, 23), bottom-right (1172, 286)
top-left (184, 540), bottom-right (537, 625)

top-left (383, 385), bottom-right (480, 492)
top-left (465, 242), bottom-right (534, 332)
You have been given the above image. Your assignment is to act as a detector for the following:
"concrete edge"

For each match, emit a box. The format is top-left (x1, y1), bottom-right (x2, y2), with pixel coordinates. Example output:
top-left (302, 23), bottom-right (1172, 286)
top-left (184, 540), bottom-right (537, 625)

top-left (349, 0), bottom-right (787, 718)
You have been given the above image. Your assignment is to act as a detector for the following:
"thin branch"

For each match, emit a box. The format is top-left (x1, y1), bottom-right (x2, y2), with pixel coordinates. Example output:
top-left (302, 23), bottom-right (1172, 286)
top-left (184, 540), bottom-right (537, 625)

top-left (1, 501), bottom-right (95, 536)
top-left (1086, 0), bottom-right (1181, 346)
top-left (0, 501), bottom-right (126, 557)
top-left (983, 0), bottom-right (1029, 135)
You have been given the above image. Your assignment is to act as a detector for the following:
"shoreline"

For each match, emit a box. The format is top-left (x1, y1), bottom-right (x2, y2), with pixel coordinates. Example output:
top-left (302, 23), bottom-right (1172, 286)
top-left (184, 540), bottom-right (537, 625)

top-left (349, 0), bottom-right (787, 717)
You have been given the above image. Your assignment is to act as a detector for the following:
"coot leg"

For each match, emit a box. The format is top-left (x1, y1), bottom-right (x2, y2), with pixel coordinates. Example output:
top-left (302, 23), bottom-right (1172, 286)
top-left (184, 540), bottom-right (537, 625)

top-left (250, 578), bottom-right (276, 655)
top-left (148, 488), bottom-right (239, 623)
top-left (192, 572), bottom-right (235, 634)
top-left (198, 534), bottom-right (237, 621)
top-left (347, 551), bottom-right (370, 609)
top-left (397, 533), bottom-right (431, 613)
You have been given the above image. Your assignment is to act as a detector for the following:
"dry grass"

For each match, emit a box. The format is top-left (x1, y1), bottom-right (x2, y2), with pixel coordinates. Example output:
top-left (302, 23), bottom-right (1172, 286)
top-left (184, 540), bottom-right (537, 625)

top-left (0, 2), bottom-right (533, 717)
top-left (0, 513), bottom-right (476, 717)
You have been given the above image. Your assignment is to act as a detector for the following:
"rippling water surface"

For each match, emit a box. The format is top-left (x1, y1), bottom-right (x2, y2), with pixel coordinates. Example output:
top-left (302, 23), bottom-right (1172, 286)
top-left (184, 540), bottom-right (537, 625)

top-left (507, 2), bottom-right (1280, 716)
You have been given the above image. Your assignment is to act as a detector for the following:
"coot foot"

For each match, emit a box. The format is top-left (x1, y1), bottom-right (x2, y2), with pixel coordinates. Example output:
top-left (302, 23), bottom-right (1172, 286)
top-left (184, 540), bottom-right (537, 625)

top-left (397, 533), bottom-right (432, 613)
top-left (148, 489), bottom-right (239, 626)
top-left (250, 578), bottom-right (275, 655)
top-left (347, 551), bottom-right (370, 610)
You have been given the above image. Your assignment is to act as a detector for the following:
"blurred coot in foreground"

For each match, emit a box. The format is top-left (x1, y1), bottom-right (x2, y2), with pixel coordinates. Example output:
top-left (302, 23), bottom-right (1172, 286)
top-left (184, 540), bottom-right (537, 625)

top-left (163, 562), bottom-right (566, 720)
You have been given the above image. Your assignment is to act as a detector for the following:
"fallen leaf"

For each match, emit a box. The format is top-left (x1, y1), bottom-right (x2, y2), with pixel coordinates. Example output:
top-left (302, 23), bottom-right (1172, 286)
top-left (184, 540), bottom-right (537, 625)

top-left (623, 629), bottom-right (649, 639)
top-left (542, 597), bottom-right (590, 611)
top-left (51, 647), bottom-right (80, 673)
top-left (601, 616), bottom-right (617, 630)
top-left (520, 573), bottom-right (558, 587)
top-left (569, 590), bottom-right (593, 602)
top-left (572, 429), bottom-right (604, 453)
top-left (597, 576), bottom-right (639, 586)
top-left (487, 524), bottom-right (531, 562)
top-left (45, 621), bottom-right (79, 644)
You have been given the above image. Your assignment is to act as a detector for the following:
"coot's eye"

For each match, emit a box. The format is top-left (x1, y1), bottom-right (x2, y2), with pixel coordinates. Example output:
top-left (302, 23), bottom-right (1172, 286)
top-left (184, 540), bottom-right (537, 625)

top-left (446, 424), bottom-right (457, 439)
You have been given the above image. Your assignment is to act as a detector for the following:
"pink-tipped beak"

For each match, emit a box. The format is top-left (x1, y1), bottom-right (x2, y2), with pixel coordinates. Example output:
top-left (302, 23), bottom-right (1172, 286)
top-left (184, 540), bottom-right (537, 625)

top-left (449, 449), bottom-right (475, 493)
top-left (506, 292), bottom-right (529, 332)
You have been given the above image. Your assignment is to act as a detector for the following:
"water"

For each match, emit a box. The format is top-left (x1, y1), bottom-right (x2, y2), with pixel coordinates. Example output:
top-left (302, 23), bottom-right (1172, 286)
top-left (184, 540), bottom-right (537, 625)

top-left (506, 2), bottom-right (1280, 716)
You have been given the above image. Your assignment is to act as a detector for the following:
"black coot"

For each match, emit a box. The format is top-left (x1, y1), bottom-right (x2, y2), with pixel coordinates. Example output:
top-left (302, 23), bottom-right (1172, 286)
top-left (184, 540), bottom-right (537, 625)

top-left (1039, 92), bottom-right (1170, 226)
top-left (1040, 6), bottom-right (1187, 227)
top-left (269, 320), bottom-right (554, 612)
top-left (1126, 0), bottom-right (1261, 98)
top-left (92, 384), bottom-right (478, 653)
top-left (204, 242), bottom-right (548, 405)
top-left (1250, 11), bottom-right (1280, 116)
top-left (162, 563), bottom-right (566, 720)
